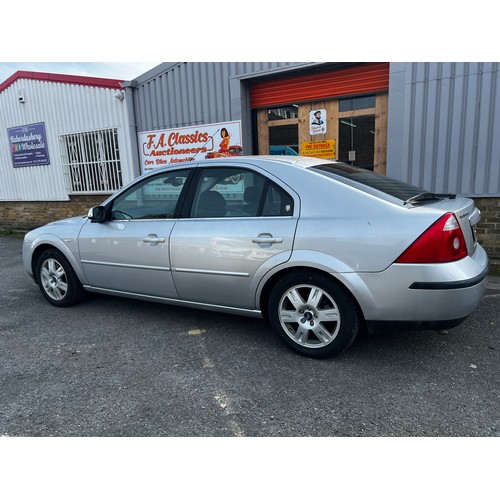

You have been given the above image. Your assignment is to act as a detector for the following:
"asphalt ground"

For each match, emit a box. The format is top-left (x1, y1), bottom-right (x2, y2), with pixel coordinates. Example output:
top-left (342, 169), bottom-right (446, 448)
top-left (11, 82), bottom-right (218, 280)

top-left (1, 234), bottom-right (499, 438)
top-left (2, 234), bottom-right (499, 498)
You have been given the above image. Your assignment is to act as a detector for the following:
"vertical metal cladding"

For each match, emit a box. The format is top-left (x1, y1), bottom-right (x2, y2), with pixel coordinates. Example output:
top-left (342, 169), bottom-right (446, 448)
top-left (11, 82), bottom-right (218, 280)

top-left (387, 62), bottom-right (500, 197)
top-left (132, 62), bottom-right (301, 133)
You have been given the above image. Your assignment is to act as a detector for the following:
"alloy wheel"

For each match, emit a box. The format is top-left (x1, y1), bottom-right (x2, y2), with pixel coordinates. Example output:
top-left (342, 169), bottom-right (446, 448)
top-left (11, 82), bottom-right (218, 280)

top-left (40, 257), bottom-right (68, 301)
top-left (278, 284), bottom-right (341, 349)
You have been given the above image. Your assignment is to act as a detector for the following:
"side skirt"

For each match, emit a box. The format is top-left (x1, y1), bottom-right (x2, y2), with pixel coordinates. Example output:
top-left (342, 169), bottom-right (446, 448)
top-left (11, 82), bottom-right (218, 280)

top-left (83, 285), bottom-right (263, 319)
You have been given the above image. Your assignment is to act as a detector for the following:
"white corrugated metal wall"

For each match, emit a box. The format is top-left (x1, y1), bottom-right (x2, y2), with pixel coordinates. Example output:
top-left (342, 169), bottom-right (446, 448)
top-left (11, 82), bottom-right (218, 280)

top-left (0, 78), bottom-right (134, 201)
top-left (387, 62), bottom-right (500, 197)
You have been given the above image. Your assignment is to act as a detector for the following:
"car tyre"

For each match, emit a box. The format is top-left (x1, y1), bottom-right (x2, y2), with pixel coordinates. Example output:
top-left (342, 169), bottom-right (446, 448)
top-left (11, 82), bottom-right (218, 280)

top-left (268, 271), bottom-right (360, 359)
top-left (35, 249), bottom-right (86, 307)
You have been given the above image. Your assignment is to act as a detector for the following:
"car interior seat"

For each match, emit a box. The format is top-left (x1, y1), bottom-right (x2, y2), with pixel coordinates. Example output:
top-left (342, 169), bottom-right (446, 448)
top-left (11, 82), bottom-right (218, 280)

top-left (243, 186), bottom-right (261, 216)
top-left (196, 190), bottom-right (227, 217)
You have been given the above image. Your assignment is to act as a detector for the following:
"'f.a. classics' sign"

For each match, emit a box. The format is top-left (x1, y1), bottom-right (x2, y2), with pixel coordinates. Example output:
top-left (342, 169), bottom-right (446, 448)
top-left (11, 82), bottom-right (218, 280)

top-left (138, 121), bottom-right (242, 173)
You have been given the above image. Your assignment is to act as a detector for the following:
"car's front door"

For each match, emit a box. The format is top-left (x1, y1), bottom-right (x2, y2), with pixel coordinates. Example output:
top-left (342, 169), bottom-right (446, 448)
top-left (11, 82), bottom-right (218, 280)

top-left (169, 165), bottom-right (299, 310)
top-left (78, 169), bottom-right (191, 298)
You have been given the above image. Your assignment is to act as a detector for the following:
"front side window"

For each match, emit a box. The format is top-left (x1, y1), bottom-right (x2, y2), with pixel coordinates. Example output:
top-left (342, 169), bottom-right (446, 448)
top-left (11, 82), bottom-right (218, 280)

top-left (111, 170), bottom-right (190, 220)
top-left (190, 167), bottom-right (294, 218)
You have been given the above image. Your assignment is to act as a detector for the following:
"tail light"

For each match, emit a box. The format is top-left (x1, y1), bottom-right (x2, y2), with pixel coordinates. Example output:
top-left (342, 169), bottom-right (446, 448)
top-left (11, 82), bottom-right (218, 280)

top-left (396, 213), bottom-right (468, 264)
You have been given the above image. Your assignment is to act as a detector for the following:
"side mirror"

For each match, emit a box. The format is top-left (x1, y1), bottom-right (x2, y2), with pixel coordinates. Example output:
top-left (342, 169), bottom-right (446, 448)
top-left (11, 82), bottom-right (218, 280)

top-left (87, 206), bottom-right (106, 223)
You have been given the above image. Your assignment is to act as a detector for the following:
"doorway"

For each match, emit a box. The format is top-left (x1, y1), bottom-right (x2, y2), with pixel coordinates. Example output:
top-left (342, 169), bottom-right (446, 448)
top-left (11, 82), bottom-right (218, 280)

top-left (338, 115), bottom-right (375, 170)
top-left (267, 105), bottom-right (300, 155)
top-left (254, 93), bottom-right (388, 174)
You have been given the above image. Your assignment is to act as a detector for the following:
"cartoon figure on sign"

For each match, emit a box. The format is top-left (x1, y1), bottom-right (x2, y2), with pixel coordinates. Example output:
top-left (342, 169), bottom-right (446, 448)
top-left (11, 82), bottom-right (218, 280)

top-left (206, 127), bottom-right (243, 158)
top-left (311, 110), bottom-right (324, 125)
top-left (309, 109), bottom-right (327, 135)
top-left (219, 127), bottom-right (231, 156)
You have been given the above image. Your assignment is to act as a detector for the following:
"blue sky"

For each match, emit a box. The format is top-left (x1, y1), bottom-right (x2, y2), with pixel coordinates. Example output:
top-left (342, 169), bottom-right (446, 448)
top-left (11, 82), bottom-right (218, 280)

top-left (0, 62), bottom-right (160, 85)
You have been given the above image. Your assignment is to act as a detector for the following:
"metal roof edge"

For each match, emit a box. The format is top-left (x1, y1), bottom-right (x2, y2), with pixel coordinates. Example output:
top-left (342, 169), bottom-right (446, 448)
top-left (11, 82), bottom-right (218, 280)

top-left (0, 70), bottom-right (124, 93)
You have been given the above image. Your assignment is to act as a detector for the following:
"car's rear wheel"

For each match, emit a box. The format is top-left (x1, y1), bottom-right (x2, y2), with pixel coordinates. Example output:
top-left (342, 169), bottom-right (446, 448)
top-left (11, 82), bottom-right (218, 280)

top-left (36, 249), bottom-right (86, 307)
top-left (268, 271), bottom-right (360, 358)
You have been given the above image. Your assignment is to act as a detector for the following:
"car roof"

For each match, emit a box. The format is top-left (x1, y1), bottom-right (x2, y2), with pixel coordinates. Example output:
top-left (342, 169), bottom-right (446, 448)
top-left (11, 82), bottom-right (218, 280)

top-left (198, 155), bottom-right (335, 169)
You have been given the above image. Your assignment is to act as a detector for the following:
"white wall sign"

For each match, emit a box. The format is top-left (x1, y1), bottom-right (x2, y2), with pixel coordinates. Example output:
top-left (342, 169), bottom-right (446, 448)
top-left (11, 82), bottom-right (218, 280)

top-left (138, 121), bottom-right (242, 173)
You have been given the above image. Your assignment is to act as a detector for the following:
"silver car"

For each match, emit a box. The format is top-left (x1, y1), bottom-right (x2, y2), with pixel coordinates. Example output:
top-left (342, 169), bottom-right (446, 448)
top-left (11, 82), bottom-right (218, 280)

top-left (22, 156), bottom-right (489, 358)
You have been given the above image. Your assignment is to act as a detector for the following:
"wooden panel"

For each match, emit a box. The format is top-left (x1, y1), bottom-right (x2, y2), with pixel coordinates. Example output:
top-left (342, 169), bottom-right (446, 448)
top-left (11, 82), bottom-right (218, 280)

top-left (338, 108), bottom-right (376, 119)
top-left (374, 93), bottom-right (388, 174)
top-left (325, 100), bottom-right (339, 158)
top-left (298, 103), bottom-right (311, 147)
top-left (268, 118), bottom-right (298, 127)
top-left (256, 109), bottom-right (269, 155)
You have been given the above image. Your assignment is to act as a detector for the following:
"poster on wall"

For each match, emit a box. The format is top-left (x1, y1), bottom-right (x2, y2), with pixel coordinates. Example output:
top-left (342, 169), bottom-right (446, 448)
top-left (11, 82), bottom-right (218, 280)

top-left (138, 120), bottom-right (243, 173)
top-left (8, 122), bottom-right (50, 167)
top-left (309, 109), bottom-right (327, 136)
top-left (300, 139), bottom-right (336, 159)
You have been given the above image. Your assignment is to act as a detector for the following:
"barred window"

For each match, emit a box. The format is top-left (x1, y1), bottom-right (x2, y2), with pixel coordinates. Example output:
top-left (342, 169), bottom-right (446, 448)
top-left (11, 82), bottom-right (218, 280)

top-left (59, 128), bottom-right (123, 194)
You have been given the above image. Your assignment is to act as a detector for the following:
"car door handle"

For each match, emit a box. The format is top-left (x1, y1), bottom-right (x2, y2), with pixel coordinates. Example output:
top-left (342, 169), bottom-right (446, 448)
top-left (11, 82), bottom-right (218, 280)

top-left (252, 234), bottom-right (283, 245)
top-left (143, 234), bottom-right (165, 245)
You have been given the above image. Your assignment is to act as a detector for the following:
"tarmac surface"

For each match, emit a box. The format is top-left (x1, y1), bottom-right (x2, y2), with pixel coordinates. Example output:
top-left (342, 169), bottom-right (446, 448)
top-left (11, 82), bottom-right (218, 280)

top-left (1, 235), bottom-right (499, 437)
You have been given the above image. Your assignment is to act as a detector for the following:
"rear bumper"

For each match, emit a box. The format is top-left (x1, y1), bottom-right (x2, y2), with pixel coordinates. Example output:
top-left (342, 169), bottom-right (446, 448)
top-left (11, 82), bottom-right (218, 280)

top-left (366, 317), bottom-right (469, 334)
top-left (408, 265), bottom-right (489, 290)
top-left (337, 245), bottom-right (489, 325)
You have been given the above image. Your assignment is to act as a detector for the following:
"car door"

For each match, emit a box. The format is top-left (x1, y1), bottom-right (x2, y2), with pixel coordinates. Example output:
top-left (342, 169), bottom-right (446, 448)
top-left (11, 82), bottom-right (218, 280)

top-left (169, 165), bottom-right (299, 310)
top-left (78, 169), bottom-right (191, 298)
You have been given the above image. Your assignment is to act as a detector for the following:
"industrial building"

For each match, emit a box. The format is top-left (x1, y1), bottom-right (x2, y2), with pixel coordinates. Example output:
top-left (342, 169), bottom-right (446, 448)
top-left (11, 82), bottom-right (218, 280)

top-left (1, 62), bottom-right (499, 257)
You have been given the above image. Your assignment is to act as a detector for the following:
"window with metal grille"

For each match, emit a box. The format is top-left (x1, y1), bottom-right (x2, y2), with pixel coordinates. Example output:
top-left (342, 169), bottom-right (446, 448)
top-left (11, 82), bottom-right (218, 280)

top-left (59, 128), bottom-right (123, 194)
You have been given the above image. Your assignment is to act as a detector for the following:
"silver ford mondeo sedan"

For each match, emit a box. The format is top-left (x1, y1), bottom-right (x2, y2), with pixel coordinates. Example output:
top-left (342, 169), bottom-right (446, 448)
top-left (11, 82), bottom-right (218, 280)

top-left (22, 156), bottom-right (488, 358)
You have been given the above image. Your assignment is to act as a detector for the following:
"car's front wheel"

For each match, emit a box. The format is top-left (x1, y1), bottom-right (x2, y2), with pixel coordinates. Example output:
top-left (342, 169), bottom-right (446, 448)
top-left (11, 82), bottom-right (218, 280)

top-left (268, 271), bottom-right (360, 358)
top-left (35, 249), bottom-right (86, 307)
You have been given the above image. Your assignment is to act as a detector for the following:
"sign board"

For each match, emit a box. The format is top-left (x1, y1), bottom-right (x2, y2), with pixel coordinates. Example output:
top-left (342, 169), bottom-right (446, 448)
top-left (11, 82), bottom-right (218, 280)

top-left (8, 122), bottom-right (50, 167)
top-left (309, 109), bottom-right (327, 136)
top-left (300, 140), bottom-right (336, 159)
top-left (138, 121), bottom-right (242, 173)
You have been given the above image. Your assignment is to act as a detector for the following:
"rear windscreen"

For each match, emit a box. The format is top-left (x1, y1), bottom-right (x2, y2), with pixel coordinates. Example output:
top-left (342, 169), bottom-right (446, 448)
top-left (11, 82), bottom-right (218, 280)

top-left (310, 163), bottom-right (427, 201)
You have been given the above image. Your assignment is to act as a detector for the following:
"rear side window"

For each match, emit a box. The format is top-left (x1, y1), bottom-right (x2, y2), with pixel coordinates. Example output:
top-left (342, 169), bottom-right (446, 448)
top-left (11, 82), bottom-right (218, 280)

top-left (310, 163), bottom-right (426, 201)
top-left (262, 183), bottom-right (293, 216)
top-left (190, 166), bottom-right (294, 218)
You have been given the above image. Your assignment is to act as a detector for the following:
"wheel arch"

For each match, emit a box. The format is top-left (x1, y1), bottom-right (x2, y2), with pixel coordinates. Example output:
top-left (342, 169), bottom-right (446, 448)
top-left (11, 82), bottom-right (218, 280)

top-left (258, 265), bottom-right (366, 325)
top-left (30, 238), bottom-right (86, 285)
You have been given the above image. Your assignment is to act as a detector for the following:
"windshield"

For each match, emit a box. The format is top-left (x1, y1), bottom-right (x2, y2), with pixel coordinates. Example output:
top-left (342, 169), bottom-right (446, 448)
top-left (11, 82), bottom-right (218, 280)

top-left (310, 163), bottom-right (427, 202)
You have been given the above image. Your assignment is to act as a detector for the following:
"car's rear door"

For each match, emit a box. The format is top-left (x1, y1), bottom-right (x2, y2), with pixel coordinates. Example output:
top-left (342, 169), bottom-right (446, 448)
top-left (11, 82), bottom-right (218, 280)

top-left (169, 164), bottom-right (299, 310)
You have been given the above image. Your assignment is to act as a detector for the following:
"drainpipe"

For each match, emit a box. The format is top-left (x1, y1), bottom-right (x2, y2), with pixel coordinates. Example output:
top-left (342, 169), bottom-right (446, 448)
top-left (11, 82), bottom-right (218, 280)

top-left (121, 80), bottom-right (141, 179)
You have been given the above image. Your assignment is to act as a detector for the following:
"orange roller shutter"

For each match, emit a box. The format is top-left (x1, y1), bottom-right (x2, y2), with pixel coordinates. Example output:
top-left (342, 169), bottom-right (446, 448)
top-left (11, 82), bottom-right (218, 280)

top-left (250, 63), bottom-right (390, 108)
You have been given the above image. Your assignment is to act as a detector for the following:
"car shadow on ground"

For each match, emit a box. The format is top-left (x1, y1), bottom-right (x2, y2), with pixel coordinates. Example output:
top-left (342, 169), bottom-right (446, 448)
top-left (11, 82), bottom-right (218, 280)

top-left (69, 291), bottom-right (473, 366)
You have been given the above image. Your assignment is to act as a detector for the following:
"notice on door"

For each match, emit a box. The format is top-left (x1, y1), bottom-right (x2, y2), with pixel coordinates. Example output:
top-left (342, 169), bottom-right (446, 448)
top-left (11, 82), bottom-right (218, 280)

top-left (300, 140), bottom-right (336, 159)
